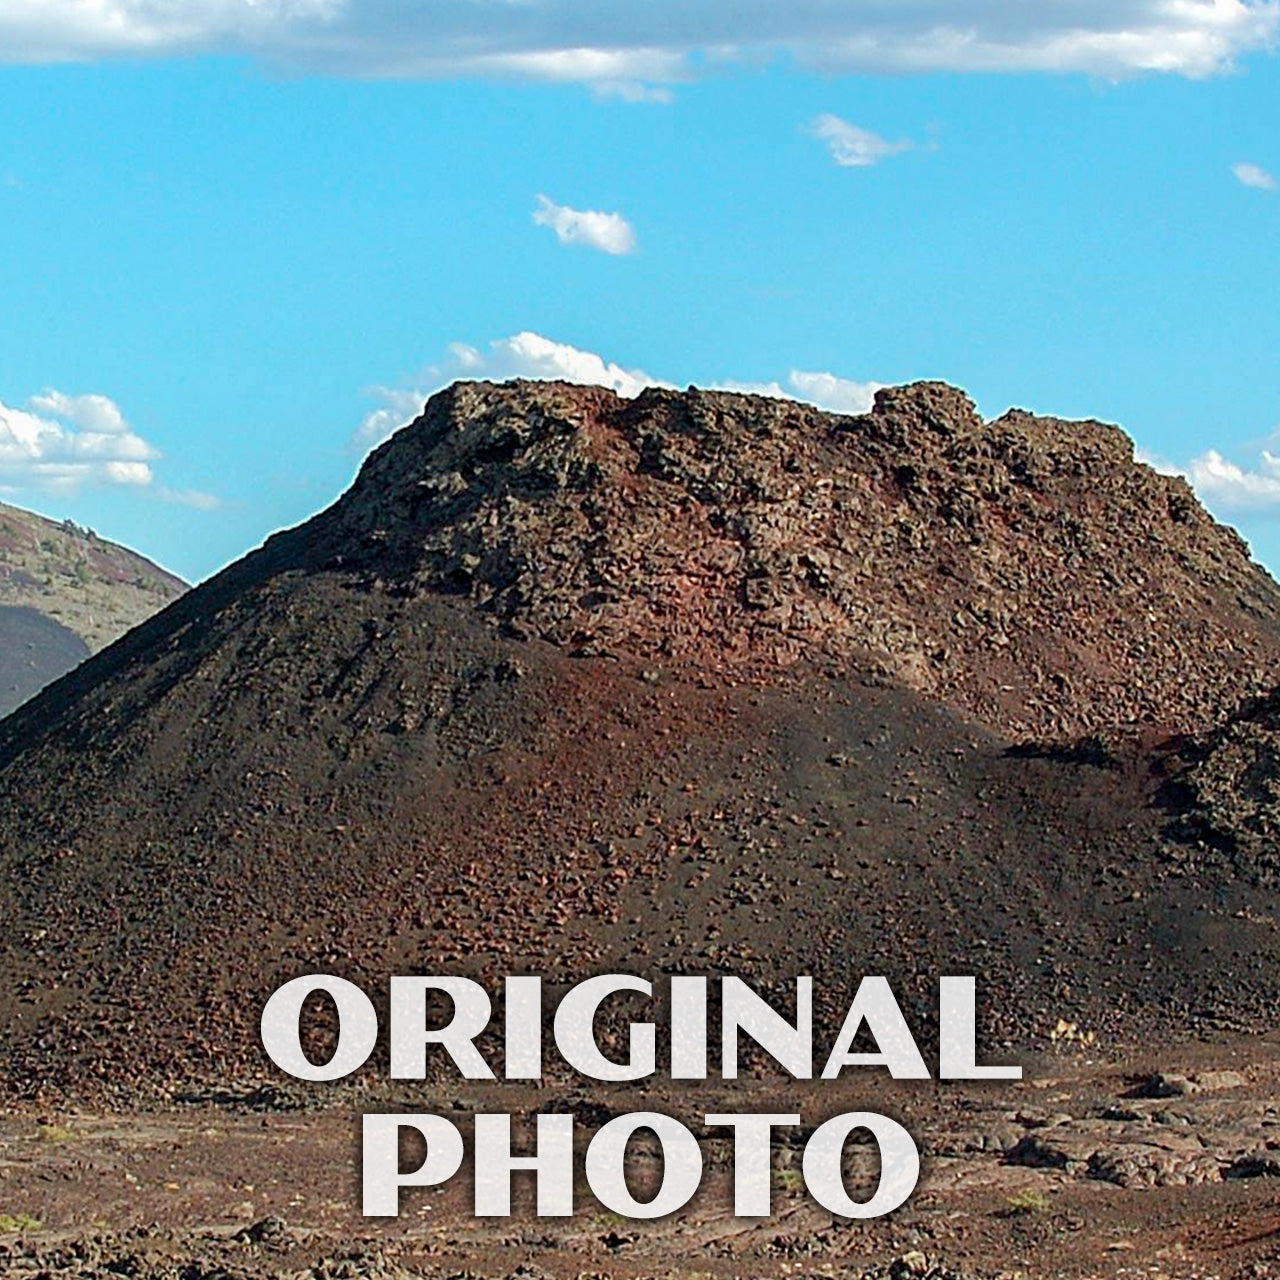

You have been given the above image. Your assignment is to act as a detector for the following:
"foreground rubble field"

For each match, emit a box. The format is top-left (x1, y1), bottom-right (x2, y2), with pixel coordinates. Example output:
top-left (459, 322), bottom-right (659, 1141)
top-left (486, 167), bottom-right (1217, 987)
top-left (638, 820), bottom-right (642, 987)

top-left (5, 1037), bottom-right (1280, 1280)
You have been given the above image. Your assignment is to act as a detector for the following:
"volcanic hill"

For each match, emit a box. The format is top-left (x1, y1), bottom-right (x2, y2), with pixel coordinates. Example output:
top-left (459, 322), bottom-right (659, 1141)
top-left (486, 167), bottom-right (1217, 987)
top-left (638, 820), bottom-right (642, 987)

top-left (0, 499), bottom-right (186, 717)
top-left (2, 379), bottom-right (1280, 1104)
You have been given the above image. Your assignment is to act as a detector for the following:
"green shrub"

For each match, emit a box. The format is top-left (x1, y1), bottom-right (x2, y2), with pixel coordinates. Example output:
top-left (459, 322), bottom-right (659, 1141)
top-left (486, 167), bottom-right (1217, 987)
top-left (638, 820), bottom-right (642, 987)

top-left (0, 1212), bottom-right (43, 1233)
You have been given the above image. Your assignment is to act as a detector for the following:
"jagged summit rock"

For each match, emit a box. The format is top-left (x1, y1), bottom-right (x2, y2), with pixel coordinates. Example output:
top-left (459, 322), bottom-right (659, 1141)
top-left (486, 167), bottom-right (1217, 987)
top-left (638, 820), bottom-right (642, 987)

top-left (299, 378), bottom-right (1276, 738)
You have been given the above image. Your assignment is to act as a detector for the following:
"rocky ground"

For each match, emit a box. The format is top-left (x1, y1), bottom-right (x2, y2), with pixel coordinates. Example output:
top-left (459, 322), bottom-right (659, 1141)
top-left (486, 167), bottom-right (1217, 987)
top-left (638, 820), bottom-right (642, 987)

top-left (6, 1038), bottom-right (1280, 1278)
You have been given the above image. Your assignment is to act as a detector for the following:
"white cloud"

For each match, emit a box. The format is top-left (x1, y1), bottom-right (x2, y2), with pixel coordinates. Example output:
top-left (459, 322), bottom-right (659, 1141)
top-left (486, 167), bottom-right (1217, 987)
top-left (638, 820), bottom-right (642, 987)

top-left (1, 1), bottom-right (1274, 86)
top-left (1144, 429), bottom-right (1280, 518)
top-left (532, 195), bottom-right (637, 255)
top-left (354, 332), bottom-right (664, 446)
top-left (28, 389), bottom-right (130, 433)
top-left (465, 47), bottom-right (686, 95)
top-left (703, 371), bottom-right (882, 414)
top-left (0, 388), bottom-right (217, 510)
top-left (810, 114), bottom-right (913, 167)
top-left (803, 2), bottom-right (1280, 77)
top-left (0, 391), bottom-right (160, 491)
top-left (788, 369), bottom-right (883, 413)
top-left (353, 331), bottom-right (881, 448)
top-left (704, 378), bottom-right (794, 399)
top-left (1233, 160), bottom-right (1277, 189)
top-left (474, 332), bottom-right (659, 393)
top-left (1186, 446), bottom-right (1280, 512)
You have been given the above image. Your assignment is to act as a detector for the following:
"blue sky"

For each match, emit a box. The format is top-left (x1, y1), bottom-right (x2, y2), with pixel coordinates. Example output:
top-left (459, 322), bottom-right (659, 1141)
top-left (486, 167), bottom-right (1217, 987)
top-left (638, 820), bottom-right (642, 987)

top-left (2, 1), bottom-right (1279, 582)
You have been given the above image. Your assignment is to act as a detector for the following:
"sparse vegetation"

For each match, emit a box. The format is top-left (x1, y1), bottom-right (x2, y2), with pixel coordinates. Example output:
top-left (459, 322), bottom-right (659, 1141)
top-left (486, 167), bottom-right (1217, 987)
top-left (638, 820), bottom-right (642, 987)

top-left (588, 1210), bottom-right (630, 1231)
top-left (0, 1212), bottom-right (43, 1233)
top-left (1004, 1189), bottom-right (1051, 1216)
top-left (1049, 1017), bottom-right (1097, 1048)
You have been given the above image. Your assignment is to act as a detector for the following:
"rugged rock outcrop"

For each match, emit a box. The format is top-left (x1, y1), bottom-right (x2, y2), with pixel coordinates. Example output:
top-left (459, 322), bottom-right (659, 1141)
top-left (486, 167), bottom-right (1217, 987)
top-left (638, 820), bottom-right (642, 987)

top-left (318, 379), bottom-right (1280, 739)
top-left (1161, 687), bottom-right (1280, 883)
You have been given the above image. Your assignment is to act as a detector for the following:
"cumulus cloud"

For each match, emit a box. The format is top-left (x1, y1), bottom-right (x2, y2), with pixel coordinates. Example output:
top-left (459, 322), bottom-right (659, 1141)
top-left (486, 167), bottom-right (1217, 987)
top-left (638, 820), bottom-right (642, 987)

top-left (1233, 160), bottom-right (1277, 189)
top-left (353, 333), bottom-right (662, 446)
top-left (810, 115), bottom-right (913, 167)
top-left (532, 195), bottom-right (637, 255)
top-left (1, 1), bottom-right (1275, 88)
top-left (27, 389), bottom-right (131, 434)
top-left (466, 332), bottom-right (659, 393)
top-left (1186, 445), bottom-right (1280, 512)
top-left (701, 371), bottom-right (883, 413)
top-left (1143, 430), bottom-right (1280, 519)
top-left (0, 388), bottom-right (217, 508)
top-left (0, 391), bottom-right (160, 491)
top-left (353, 331), bottom-right (882, 448)
top-left (788, 369), bottom-right (883, 413)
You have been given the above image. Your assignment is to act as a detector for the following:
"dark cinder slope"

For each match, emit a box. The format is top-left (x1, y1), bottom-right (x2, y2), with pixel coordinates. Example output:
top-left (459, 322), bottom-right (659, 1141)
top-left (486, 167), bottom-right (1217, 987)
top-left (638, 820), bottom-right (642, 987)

top-left (0, 500), bottom-right (186, 716)
top-left (1, 380), bottom-right (1279, 1104)
top-left (0, 605), bottom-right (90, 714)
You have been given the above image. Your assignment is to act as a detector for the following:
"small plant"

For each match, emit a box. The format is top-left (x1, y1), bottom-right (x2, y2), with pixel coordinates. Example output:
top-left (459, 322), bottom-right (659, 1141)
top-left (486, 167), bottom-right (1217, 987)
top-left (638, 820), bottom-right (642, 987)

top-left (0, 1212), bottom-right (43, 1233)
top-left (589, 1210), bottom-right (630, 1230)
top-left (1049, 1017), bottom-right (1096, 1048)
top-left (772, 1166), bottom-right (805, 1194)
top-left (36, 1123), bottom-right (75, 1143)
top-left (1005, 1189), bottom-right (1051, 1216)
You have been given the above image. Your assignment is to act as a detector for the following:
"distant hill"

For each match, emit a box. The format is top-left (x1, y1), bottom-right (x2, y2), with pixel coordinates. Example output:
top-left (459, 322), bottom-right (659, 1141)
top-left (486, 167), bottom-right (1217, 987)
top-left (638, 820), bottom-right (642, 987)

top-left (0, 500), bottom-right (186, 716)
